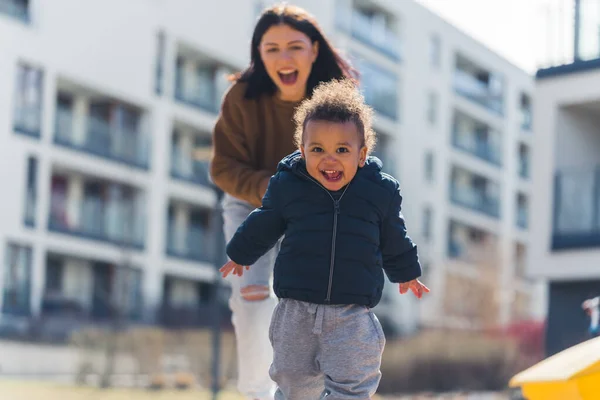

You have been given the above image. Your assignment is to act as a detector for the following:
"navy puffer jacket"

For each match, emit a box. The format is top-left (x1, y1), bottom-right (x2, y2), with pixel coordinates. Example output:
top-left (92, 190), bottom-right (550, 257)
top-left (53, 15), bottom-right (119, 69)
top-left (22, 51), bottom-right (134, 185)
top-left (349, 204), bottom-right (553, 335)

top-left (226, 151), bottom-right (421, 307)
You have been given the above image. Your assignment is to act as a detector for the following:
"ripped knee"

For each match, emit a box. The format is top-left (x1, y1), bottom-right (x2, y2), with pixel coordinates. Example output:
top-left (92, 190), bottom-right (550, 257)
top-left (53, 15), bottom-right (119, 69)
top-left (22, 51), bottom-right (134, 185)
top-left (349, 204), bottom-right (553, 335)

top-left (240, 284), bottom-right (270, 301)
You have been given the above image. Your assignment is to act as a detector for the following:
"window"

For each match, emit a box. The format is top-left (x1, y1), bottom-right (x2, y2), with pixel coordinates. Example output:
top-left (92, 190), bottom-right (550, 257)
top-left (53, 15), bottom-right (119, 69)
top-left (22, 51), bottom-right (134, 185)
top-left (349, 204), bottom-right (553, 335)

top-left (13, 63), bottom-right (43, 137)
top-left (0, 0), bottom-right (30, 22)
top-left (518, 143), bottom-right (530, 179)
top-left (23, 156), bottom-right (37, 227)
top-left (427, 91), bottom-right (438, 125)
top-left (517, 193), bottom-right (528, 229)
top-left (2, 243), bottom-right (32, 316)
top-left (520, 93), bottom-right (532, 130)
top-left (423, 206), bottom-right (433, 241)
top-left (155, 31), bottom-right (165, 95)
top-left (424, 152), bottom-right (435, 182)
top-left (430, 34), bottom-right (441, 68)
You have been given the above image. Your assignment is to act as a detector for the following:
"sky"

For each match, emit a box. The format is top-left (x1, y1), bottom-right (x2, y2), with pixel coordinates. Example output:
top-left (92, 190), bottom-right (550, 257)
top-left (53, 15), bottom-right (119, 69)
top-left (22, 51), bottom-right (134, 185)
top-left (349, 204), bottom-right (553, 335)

top-left (415, 0), bottom-right (568, 74)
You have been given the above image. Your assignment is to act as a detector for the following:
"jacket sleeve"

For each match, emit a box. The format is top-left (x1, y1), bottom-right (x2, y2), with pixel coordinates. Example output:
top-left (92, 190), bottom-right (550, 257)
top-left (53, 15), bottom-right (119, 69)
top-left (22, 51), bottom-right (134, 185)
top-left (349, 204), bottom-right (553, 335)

top-left (210, 85), bottom-right (271, 208)
top-left (380, 186), bottom-right (421, 283)
top-left (226, 174), bottom-right (286, 266)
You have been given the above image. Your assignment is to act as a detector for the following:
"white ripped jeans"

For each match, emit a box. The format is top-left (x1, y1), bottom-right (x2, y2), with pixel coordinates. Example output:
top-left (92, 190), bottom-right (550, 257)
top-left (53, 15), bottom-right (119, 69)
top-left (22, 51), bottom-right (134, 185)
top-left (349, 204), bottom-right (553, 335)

top-left (222, 194), bottom-right (279, 400)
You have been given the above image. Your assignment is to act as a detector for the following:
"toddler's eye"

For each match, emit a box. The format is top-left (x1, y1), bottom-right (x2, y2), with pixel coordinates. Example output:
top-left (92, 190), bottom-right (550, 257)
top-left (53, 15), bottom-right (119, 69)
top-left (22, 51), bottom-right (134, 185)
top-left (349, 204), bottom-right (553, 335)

top-left (337, 147), bottom-right (349, 153)
top-left (311, 147), bottom-right (323, 152)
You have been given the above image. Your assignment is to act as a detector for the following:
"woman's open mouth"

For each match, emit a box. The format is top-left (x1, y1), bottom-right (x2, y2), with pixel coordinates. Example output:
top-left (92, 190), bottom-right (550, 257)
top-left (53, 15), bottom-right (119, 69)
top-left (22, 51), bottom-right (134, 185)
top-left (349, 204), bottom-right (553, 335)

top-left (278, 69), bottom-right (298, 86)
top-left (321, 170), bottom-right (343, 182)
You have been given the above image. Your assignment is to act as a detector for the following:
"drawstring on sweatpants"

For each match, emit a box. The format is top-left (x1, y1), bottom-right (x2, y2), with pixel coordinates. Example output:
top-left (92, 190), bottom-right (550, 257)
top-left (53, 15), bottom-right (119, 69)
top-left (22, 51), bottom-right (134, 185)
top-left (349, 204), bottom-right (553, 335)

top-left (307, 303), bottom-right (324, 335)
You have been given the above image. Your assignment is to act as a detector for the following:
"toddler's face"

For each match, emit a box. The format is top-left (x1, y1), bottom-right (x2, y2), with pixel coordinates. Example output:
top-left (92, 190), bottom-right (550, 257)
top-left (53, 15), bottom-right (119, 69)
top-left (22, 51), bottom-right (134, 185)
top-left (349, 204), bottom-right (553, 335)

top-left (300, 120), bottom-right (367, 191)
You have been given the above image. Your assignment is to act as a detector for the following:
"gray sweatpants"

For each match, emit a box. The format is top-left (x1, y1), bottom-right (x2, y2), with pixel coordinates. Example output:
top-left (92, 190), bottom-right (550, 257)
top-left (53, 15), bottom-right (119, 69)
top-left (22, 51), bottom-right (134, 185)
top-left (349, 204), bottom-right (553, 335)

top-left (268, 298), bottom-right (386, 400)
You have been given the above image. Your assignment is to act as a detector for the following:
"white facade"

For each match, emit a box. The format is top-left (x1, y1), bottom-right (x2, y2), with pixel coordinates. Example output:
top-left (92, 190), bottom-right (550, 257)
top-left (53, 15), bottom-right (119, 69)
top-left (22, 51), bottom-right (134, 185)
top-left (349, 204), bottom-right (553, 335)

top-left (0, 0), bottom-right (542, 334)
top-left (530, 68), bottom-right (600, 282)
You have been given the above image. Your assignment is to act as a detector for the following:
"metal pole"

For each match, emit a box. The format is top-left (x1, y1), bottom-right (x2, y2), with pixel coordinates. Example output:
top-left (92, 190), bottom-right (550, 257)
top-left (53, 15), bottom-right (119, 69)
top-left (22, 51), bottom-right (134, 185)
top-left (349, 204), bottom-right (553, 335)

top-left (210, 185), bottom-right (225, 400)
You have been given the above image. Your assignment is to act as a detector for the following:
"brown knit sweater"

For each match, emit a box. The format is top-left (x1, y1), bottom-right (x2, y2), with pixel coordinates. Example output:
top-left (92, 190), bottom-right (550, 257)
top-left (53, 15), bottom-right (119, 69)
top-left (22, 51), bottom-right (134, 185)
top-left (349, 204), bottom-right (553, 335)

top-left (210, 81), bottom-right (300, 208)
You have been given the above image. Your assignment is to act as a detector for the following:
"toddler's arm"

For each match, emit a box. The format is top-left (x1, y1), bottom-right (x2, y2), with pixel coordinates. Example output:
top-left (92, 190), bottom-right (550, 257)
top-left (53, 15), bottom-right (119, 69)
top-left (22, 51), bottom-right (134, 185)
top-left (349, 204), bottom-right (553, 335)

top-left (225, 174), bottom-right (286, 266)
top-left (380, 186), bottom-right (422, 283)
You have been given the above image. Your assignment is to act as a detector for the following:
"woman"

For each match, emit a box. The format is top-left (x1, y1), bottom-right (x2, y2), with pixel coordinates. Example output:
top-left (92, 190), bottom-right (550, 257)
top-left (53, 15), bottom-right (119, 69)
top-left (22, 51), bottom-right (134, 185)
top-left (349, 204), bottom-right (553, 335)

top-left (210, 4), bottom-right (357, 399)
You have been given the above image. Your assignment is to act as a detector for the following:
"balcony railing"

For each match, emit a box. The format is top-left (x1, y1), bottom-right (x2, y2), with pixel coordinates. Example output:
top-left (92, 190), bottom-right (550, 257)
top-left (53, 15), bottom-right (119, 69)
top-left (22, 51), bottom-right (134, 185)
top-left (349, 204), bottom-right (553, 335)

top-left (174, 65), bottom-right (224, 114)
top-left (553, 166), bottom-right (600, 250)
top-left (0, 0), bottom-right (29, 23)
top-left (453, 69), bottom-right (503, 115)
top-left (452, 131), bottom-right (502, 166)
top-left (13, 105), bottom-right (41, 137)
top-left (48, 193), bottom-right (145, 248)
top-left (351, 11), bottom-right (400, 60)
top-left (171, 147), bottom-right (211, 187)
top-left (358, 61), bottom-right (399, 120)
top-left (451, 184), bottom-right (500, 218)
top-left (166, 221), bottom-right (215, 263)
top-left (54, 108), bottom-right (149, 169)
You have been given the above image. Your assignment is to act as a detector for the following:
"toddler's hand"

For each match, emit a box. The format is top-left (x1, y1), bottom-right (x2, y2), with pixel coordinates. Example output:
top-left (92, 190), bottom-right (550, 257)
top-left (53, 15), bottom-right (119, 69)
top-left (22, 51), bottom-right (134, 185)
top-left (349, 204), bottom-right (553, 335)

top-left (399, 279), bottom-right (430, 299)
top-left (220, 260), bottom-right (249, 278)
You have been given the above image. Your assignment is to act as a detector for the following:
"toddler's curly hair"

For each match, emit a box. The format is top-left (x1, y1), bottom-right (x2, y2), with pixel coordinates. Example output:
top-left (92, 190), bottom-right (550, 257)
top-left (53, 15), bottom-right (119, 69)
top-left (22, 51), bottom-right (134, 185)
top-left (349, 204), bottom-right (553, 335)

top-left (293, 79), bottom-right (376, 154)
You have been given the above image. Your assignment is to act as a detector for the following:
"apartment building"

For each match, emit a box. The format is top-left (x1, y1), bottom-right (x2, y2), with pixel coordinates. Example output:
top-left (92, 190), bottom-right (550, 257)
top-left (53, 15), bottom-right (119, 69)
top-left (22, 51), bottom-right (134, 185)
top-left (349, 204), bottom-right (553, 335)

top-left (0, 0), bottom-right (541, 337)
top-left (530, 0), bottom-right (600, 356)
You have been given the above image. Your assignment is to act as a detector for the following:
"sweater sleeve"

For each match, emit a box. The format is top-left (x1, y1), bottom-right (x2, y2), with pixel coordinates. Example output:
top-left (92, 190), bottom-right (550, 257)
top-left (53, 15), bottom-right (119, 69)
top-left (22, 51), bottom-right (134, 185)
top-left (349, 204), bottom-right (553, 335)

top-left (210, 84), bottom-right (272, 207)
top-left (380, 186), bottom-right (422, 283)
top-left (226, 174), bottom-right (286, 266)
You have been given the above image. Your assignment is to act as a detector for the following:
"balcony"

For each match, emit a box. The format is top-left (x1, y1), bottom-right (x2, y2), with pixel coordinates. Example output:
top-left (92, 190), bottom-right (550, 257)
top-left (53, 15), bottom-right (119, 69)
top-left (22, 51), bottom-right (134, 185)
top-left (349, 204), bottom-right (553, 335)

top-left (2, 244), bottom-right (32, 318)
top-left (166, 222), bottom-right (214, 263)
top-left (450, 168), bottom-right (500, 218)
top-left (172, 150), bottom-right (210, 187)
top-left (174, 54), bottom-right (232, 114)
top-left (40, 254), bottom-right (143, 338)
top-left (54, 103), bottom-right (149, 169)
top-left (452, 113), bottom-right (502, 166)
top-left (353, 56), bottom-right (398, 120)
top-left (170, 127), bottom-right (212, 187)
top-left (553, 166), bottom-right (600, 250)
top-left (13, 105), bottom-right (41, 138)
top-left (166, 203), bottom-right (215, 263)
top-left (159, 276), bottom-right (229, 328)
top-left (0, 0), bottom-right (29, 23)
top-left (453, 59), bottom-right (504, 115)
top-left (336, 4), bottom-right (401, 61)
top-left (371, 132), bottom-right (395, 174)
top-left (48, 176), bottom-right (146, 248)
top-left (451, 185), bottom-right (500, 218)
top-left (448, 221), bottom-right (498, 267)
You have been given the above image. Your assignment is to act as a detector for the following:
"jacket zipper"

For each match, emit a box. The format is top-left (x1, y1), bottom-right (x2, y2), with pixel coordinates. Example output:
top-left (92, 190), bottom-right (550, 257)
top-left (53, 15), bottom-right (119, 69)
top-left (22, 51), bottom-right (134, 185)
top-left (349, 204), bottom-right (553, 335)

top-left (299, 171), bottom-right (350, 303)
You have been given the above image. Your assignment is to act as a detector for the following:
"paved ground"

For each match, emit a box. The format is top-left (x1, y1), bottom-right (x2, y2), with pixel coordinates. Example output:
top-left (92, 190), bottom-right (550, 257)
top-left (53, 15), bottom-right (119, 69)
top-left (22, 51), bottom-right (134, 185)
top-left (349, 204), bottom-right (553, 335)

top-left (0, 380), bottom-right (508, 400)
top-left (0, 380), bottom-right (242, 400)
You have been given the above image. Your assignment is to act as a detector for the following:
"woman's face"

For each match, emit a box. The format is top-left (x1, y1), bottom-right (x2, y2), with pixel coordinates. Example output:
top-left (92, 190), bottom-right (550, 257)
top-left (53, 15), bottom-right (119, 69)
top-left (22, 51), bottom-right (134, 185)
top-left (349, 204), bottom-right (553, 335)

top-left (259, 24), bottom-right (319, 102)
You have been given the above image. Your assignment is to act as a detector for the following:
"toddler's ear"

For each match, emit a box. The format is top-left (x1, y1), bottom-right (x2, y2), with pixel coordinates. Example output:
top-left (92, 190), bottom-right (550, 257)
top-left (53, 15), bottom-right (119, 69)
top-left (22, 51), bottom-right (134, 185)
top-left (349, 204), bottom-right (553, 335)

top-left (300, 146), bottom-right (306, 159)
top-left (358, 146), bottom-right (368, 167)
